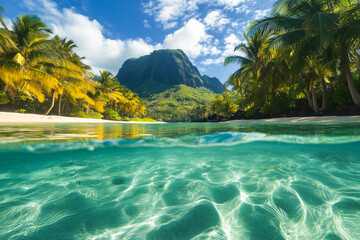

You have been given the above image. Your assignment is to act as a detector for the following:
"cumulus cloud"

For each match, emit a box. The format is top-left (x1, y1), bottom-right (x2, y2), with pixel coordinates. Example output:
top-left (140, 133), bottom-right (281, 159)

top-left (143, 0), bottom-right (247, 29)
top-left (21, 0), bottom-right (157, 73)
top-left (163, 19), bottom-right (212, 59)
top-left (204, 10), bottom-right (230, 31)
top-left (253, 9), bottom-right (271, 20)
top-left (201, 33), bottom-right (243, 66)
top-left (143, 0), bottom-right (202, 29)
top-left (143, 19), bottom-right (151, 29)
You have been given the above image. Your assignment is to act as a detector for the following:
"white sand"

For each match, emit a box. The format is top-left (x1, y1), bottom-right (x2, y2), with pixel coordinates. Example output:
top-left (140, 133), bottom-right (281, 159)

top-left (0, 112), bottom-right (164, 124)
top-left (228, 116), bottom-right (360, 123)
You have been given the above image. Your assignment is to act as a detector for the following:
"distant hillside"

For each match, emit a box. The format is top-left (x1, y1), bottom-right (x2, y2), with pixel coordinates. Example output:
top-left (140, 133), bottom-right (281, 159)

top-left (146, 85), bottom-right (215, 121)
top-left (116, 49), bottom-right (223, 97)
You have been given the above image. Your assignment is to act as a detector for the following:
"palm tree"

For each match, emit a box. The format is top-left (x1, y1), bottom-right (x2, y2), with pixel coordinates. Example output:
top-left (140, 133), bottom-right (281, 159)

top-left (0, 15), bottom-right (58, 102)
top-left (44, 37), bottom-right (95, 115)
top-left (0, 6), bottom-right (7, 29)
top-left (224, 32), bottom-right (270, 108)
top-left (336, 2), bottom-right (360, 104)
top-left (90, 71), bottom-right (126, 113)
top-left (247, 0), bottom-right (353, 110)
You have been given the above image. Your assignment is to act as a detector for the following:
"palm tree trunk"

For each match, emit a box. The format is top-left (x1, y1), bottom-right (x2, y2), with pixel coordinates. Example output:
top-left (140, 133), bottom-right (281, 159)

top-left (58, 95), bottom-right (62, 116)
top-left (320, 78), bottom-right (328, 112)
top-left (344, 61), bottom-right (360, 105)
top-left (45, 90), bottom-right (56, 115)
top-left (62, 100), bottom-right (66, 115)
top-left (240, 90), bottom-right (244, 111)
top-left (305, 89), bottom-right (315, 112)
top-left (311, 86), bottom-right (319, 113)
top-left (86, 103), bottom-right (90, 114)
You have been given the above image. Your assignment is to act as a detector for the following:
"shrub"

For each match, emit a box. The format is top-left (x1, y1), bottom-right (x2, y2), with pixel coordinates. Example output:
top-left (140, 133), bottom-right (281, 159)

top-left (329, 85), bottom-right (353, 110)
top-left (70, 110), bottom-right (103, 119)
top-left (103, 109), bottom-right (121, 121)
top-left (15, 108), bottom-right (26, 114)
top-left (123, 117), bottom-right (131, 121)
top-left (0, 91), bottom-right (10, 105)
top-left (131, 117), bottom-right (157, 122)
top-left (70, 111), bottom-right (90, 118)
top-left (261, 93), bottom-right (294, 115)
top-left (245, 106), bottom-right (257, 118)
top-left (88, 110), bottom-right (103, 119)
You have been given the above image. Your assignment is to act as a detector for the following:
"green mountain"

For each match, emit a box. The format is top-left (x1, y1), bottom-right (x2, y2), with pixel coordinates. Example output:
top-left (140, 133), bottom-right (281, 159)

top-left (116, 49), bottom-right (223, 121)
top-left (116, 49), bottom-right (223, 97)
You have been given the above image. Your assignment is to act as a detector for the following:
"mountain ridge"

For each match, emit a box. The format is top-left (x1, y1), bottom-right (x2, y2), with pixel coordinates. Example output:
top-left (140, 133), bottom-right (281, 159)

top-left (116, 49), bottom-right (223, 97)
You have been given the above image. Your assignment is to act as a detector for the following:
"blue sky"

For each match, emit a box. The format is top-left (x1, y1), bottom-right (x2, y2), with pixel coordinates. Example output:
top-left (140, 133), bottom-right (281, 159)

top-left (3, 0), bottom-right (275, 83)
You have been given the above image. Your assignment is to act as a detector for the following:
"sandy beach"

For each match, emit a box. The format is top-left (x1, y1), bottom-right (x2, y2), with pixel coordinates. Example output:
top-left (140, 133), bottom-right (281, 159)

top-left (0, 112), bottom-right (163, 124)
top-left (1, 112), bottom-right (360, 124)
top-left (228, 115), bottom-right (360, 123)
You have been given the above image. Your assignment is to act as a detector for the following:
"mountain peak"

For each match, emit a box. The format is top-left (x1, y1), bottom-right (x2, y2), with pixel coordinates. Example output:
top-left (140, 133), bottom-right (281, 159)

top-left (116, 49), bottom-right (223, 97)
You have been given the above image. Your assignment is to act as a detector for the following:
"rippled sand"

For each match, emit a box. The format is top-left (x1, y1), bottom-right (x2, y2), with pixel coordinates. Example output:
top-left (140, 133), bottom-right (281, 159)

top-left (0, 124), bottom-right (360, 239)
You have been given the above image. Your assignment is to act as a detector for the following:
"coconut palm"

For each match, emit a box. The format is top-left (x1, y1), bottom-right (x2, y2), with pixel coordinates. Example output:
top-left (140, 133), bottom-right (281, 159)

top-left (249, 0), bottom-right (360, 107)
top-left (0, 15), bottom-right (58, 102)
top-left (90, 71), bottom-right (127, 113)
top-left (335, 2), bottom-right (360, 104)
top-left (0, 6), bottom-right (7, 29)
top-left (224, 32), bottom-right (270, 108)
top-left (44, 37), bottom-right (95, 115)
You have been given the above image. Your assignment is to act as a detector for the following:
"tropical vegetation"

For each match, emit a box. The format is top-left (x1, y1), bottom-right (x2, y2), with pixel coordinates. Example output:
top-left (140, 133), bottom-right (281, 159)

top-left (146, 85), bottom-right (215, 121)
top-left (0, 9), bottom-right (148, 121)
top-left (213, 0), bottom-right (360, 118)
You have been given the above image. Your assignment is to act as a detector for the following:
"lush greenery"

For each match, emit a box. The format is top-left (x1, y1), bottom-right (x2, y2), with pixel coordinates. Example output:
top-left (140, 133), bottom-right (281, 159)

top-left (146, 85), bottom-right (216, 121)
top-left (212, 0), bottom-right (360, 118)
top-left (0, 10), bottom-right (150, 121)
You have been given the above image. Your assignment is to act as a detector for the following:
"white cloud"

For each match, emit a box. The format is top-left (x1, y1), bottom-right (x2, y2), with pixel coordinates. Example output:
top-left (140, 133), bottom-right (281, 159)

top-left (143, 19), bottom-right (151, 29)
top-left (253, 9), bottom-right (271, 20)
top-left (201, 33), bottom-right (243, 66)
top-left (19, 0), bottom-right (158, 74)
top-left (143, 0), bottom-right (247, 29)
top-left (216, 0), bottom-right (246, 8)
top-left (163, 19), bottom-right (212, 58)
top-left (143, 0), bottom-right (203, 29)
top-left (204, 10), bottom-right (230, 31)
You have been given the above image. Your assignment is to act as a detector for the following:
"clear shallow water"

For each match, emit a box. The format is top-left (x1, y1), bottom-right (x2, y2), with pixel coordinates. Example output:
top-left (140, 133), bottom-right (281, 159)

top-left (0, 122), bottom-right (360, 240)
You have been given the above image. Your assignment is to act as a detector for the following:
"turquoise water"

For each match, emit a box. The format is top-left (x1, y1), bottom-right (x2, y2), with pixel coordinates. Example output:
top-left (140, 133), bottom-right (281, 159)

top-left (0, 122), bottom-right (360, 240)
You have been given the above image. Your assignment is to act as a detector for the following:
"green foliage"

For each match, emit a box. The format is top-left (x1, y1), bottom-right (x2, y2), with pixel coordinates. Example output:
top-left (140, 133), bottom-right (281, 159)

top-left (15, 108), bottom-right (26, 113)
top-left (261, 93), bottom-right (294, 115)
top-left (0, 91), bottom-right (10, 105)
top-left (190, 105), bottom-right (211, 120)
top-left (329, 85), bottom-right (353, 110)
top-left (70, 110), bottom-right (103, 119)
top-left (146, 85), bottom-right (216, 121)
top-left (245, 106), bottom-right (257, 118)
top-left (70, 111), bottom-right (90, 118)
top-left (130, 117), bottom-right (157, 122)
top-left (123, 117), bottom-right (131, 121)
top-left (212, 92), bottom-right (239, 117)
top-left (103, 109), bottom-right (121, 121)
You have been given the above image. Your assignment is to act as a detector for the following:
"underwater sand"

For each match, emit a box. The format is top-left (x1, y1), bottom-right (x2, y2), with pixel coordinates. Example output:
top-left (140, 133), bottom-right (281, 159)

top-left (0, 122), bottom-right (359, 239)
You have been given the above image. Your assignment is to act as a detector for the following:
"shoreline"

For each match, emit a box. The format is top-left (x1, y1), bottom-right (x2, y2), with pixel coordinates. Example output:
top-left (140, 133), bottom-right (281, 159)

top-left (0, 112), bottom-right (164, 125)
top-left (227, 115), bottom-right (360, 123)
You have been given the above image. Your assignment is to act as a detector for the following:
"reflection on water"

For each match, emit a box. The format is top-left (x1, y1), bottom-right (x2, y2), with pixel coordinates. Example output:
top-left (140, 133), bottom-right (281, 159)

top-left (0, 122), bottom-right (360, 239)
top-left (1, 122), bottom-right (360, 147)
